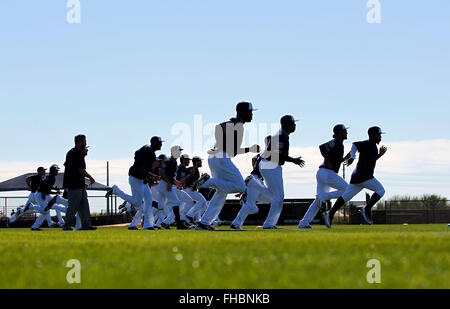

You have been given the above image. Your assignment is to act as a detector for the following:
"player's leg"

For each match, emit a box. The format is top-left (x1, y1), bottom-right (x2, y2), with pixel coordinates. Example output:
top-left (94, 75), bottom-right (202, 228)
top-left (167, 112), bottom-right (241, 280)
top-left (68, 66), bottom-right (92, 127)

top-left (74, 213), bottom-right (82, 230)
top-left (176, 189), bottom-right (194, 222)
top-left (185, 189), bottom-right (207, 222)
top-left (319, 170), bottom-right (348, 202)
top-left (261, 166), bottom-right (284, 229)
top-left (325, 184), bottom-right (362, 227)
top-left (111, 177), bottom-right (143, 208)
top-left (361, 178), bottom-right (385, 222)
top-left (160, 182), bottom-right (183, 228)
top-left (231, 183), bottom-right (260, 229)
top-left (202, 156), bottom-right (246, 194)
top-left (299, 169), bottom-right (325, 228)
top-left (142, 185), bottom-right (155, 229)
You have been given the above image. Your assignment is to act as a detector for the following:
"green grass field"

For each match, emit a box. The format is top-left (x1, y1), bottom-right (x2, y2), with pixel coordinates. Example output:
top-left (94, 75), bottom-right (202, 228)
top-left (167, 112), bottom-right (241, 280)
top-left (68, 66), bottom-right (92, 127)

top-left (0, 224), bottom-right (448, 289)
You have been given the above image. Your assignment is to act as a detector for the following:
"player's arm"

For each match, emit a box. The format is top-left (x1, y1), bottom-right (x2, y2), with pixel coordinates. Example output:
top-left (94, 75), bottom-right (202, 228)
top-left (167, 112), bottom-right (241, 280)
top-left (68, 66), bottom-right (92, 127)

top-left (79, 168), bottom-right (95, 185)
top-left (285, 156), bottom-right (305, 167)
top-left (345, 144), bottom-right (358, 166)
top-left (378, 146), bottom-right (388, 159)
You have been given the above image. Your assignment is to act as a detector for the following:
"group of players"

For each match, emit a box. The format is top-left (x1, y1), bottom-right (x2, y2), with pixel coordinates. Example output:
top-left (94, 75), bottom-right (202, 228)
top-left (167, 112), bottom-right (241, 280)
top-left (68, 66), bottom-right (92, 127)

top-left (6, 101), bottom-right (388, 231)
top-left (106, 101), bottom-right (387, 231)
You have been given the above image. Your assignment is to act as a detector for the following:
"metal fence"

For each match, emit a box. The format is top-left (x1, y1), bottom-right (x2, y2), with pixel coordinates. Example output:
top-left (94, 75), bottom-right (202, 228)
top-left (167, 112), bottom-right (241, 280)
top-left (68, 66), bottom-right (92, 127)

top-left (0, 195), bottom-right (120, 219)
top-left (376, 200), bottom-right (450, 224)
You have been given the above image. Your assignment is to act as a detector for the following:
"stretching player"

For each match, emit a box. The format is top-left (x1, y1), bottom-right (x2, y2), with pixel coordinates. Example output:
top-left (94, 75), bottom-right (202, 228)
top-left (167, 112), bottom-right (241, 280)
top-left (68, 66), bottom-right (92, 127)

top-left (298, 125), bottom-right (350, 229)
top-left (175, 153), bottom-right (195, 225)
top-left (185, 157), bottom-right (210, 223)
top-left (7, 167), bottom-right (55, 227)
top-left (31, 165), bottom-right (69, 231)
top-left (157, 146), bottom-right (191, 230)
top-left (259, 115), bottom-right (305, 229)
top-left (231, 139), bottom-right (273, 230)
top-left (197, 102), bottom-right (260, 231)
top-left (106, 136), bottom-right (162, 230)
top-left (323, 126), bottom-right (387, 227)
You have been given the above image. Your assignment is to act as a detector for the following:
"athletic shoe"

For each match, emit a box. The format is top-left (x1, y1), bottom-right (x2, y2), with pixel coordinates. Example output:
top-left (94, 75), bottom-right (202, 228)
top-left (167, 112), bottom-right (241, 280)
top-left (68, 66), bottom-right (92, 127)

top-left (323, 211), bottom-right (332, 228)
top-left (63, 226), bottom-right (73, 231)
top-left (359, 208), bottom-right (372, 225)
top-left (195, 222), bottom-right (217, 231)
top-left (153, 226), bottom-right (161, 230)
top-left (263, 226), bottom-right (278, 230)
top-left (186, 216), bottom-right (195, 225)
top-left (230, 224), bottom-right (243, 230)
top-left (298, 225), bottom-right (312, 229)
top-left (160, 222), bottom-right (171, 230)
top-left (79, 226), bottom-right (97, 231)
top-left (128, 226), bottom-right (139, 230)
top-left (177, 221), bottom-right (193, 230)
top-left (31, 228), bottom-right (42, 231)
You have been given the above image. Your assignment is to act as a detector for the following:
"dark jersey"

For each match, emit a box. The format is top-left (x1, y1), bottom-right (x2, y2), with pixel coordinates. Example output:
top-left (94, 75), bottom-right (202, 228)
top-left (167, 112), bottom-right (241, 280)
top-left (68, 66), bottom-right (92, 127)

top-left (185, 167), bottom-right (200, 189)
top-left (350, 140), bottom-right (379, 184)
top-left (161, 157), bottom-right (178, 185)
top-left (266, 130), bottom-right (290, 166)
top-left (213, 117), bottom-right (245, 158)
top-left (27, 174), bottom-right (44, 193)
top-left (176, 164), bottom-right (188, 181)
top-left (250, 155), bottom-right (263, 179)
top-left (38, 175), bottom-right (57, 195)
top-left (319, 138), bottom-right (345, 174)
top-left (129, 145), bottom-right (157, 180)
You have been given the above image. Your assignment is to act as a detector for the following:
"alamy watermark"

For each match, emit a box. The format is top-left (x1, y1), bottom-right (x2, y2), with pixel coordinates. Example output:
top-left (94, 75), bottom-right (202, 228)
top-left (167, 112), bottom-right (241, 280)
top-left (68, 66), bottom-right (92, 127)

top-left (66, 259), bottom-right (81, 284)
top-left (66, 0), bottom-right (81, 24)
top-left (366, 0), bottom-right (382, 24)
top-left (366, 259), bottom-right (381, 284)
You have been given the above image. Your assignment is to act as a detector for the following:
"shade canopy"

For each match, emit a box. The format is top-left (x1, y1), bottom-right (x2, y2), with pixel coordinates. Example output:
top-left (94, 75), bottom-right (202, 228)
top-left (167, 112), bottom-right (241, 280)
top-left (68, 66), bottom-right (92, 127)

top-left (0, 173), bottom-right (110, 192)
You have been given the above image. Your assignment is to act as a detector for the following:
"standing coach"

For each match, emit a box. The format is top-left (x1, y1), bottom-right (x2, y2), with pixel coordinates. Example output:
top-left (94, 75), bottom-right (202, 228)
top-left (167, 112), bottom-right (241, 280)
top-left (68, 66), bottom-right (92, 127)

top-left (62, 134), bottom-right (97, 231)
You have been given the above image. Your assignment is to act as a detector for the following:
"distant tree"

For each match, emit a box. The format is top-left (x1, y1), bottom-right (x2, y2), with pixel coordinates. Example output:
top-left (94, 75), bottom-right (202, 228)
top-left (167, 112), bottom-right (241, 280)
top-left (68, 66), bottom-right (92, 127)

top-left (376, 194), bottom-right (448, 210)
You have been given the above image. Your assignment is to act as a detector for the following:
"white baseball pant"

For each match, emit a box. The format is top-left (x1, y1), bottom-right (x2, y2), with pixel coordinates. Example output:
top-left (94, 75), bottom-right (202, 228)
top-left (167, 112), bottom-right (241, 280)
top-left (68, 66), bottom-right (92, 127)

top-left (112, 176), bottom-right (154, 229)
top-left (260, 160), bottom-right (284, 229)
top-left (232, 175), bottom-right (273, 228)
top-left (342, 178), bottom-right (385, 202)
top-left (200, 153), bottom-right (246, 226)
top-left (299, 168), bottom-right (348, 228)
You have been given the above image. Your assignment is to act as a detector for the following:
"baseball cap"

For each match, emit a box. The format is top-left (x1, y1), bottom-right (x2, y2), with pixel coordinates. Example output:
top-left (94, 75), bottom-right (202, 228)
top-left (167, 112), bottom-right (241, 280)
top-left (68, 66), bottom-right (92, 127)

top-left (180, 154), bottom-right (191, 160)
top-left (192, 156), bottom-right (202, 162)
top-left (280, 115), bottom-right (299, 126)
top-left (150, 136), bottom-right (165, 145)
top-left (333, 124), bottom-right (349, 135)
top-left (158, 154), bottom-right (168, 161)
top-left (236, 102), bottom-right (258, 113)
top-left (37, 167), bottom-right (47, 173)
top-left (368, 126), bottom-right (386, 135)
top-left (171, 145), bottom-right (183, 153)
top-left (50, 164), bottom-right (60, 171)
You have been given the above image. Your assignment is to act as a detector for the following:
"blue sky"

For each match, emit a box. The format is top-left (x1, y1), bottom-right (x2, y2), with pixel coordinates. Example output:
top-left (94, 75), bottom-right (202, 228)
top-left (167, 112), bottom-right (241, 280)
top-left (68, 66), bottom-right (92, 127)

top-left (1, 1), bottom-right (449, 205)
